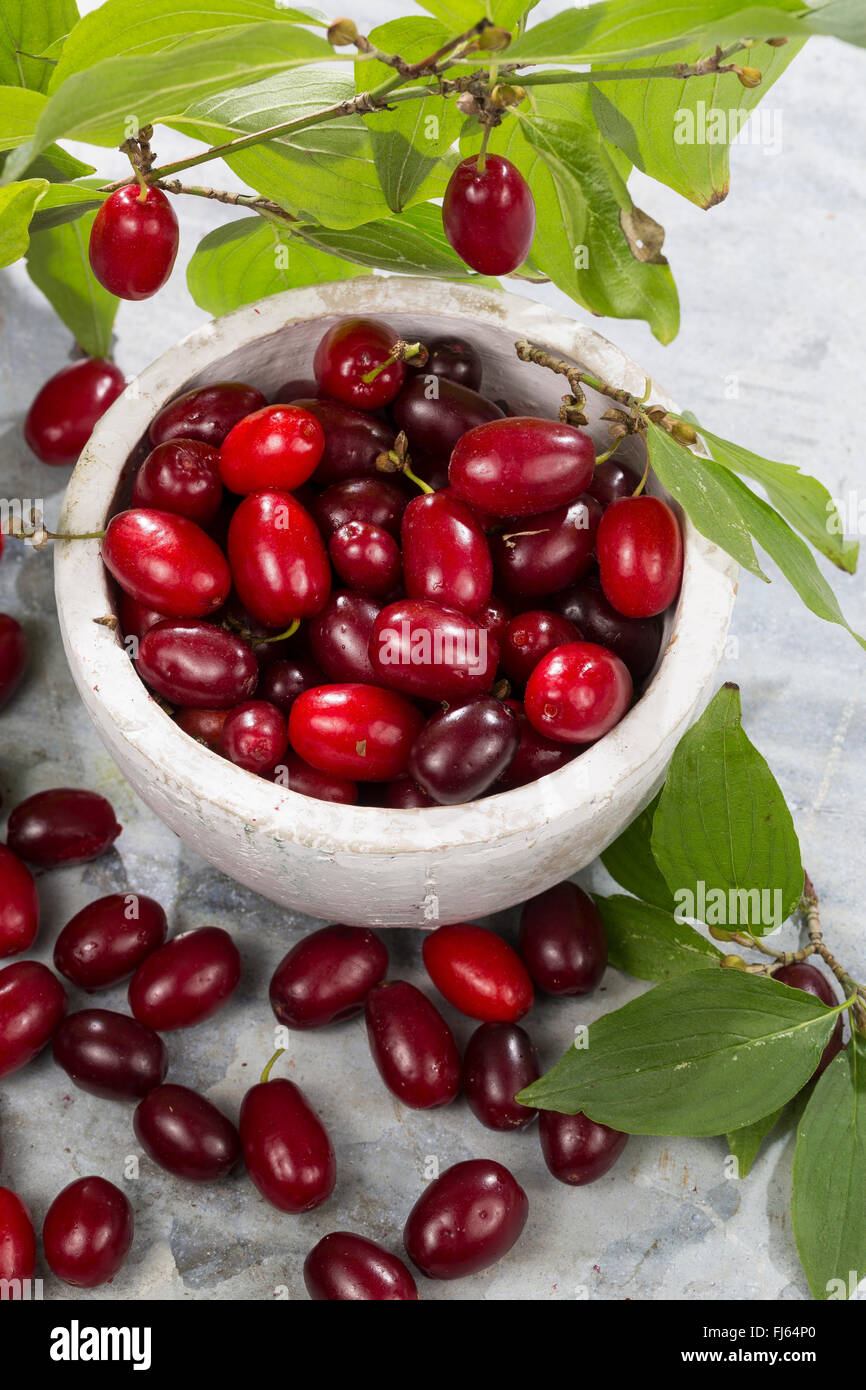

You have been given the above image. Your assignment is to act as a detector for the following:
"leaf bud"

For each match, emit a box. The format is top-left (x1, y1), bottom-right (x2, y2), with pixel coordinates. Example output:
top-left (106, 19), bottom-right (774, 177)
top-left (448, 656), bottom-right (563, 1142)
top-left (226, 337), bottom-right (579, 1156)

top-left (670, 419), bottom-right (698, 445)
top-left (475, 25), bottom-right (512, 52)
top-left (720, 954), bottom-right (747, 970)
top-left (327, 18), bottom-right (359, 47)
top-left (709, 926), bottom-right (736, 942)
top-left (734, 66), bottom-right (762, 88)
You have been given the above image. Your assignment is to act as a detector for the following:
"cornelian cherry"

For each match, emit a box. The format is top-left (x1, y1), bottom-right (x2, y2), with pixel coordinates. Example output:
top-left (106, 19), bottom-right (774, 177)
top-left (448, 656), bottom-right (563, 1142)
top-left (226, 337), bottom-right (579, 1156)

top-left (442, 155), bottom-right (536, 275)
top-left (463, 1022), bottom-right (539, 1131)
top-left (240, 1057), bottom-right (336, 1213)
top-left (137, 620), bottom-right (258, 707)
top-left (450, 417), bottom-right (595, 517)
top-left (219, 405), bottom-right (325, 494)
top-left (403, 1158), bottom-right (528, 1279)
top-left (24, 358), bottom-right (125, 465)
top-left (422, 923), bottom-right (533, 1022)
top-left (271, 751), bottom-right (358, 804)
top-left (369, 599), bottom-right (499, 701)
top-left (289, 399), bottom-right (394, 485)
top-left (89, 185), bottom-right (179, 300)
top-left (555, 573), bottom-right (663, 682)
top-left (497, 700), bottom-right (576, 790)
top-left (219, 700), bottom-right (288, 774)
top-left (43, 1176), bottom-right (133, 1287)
top-left (53, 893), bottom-right (168, 992)
top-left (491, 496), bottom-right (601, 599)
top-left (0, 844), bottom-right (39, 958)
top-left (365, 981), bottom-right (461, 1109)
top-left (401, 491), bottom-right (492, 615)
top-left (408, 334), bottom-right (482, 391)
top-left (392, 375), bottom-right (503, 474)
top-left (309, 591), bottom-right (381, 684)
top-left (103, 509), bottom-right (231, 619)
top-left (519, 881), bottom-right (607, 996)
top-left (128, 926), bottom-right (241, 1032)
top-left (314, 317), bottom-right (405, 410)
top-left (0, 1187), bottom-right (36, 1282)
top-left (539, 1111), bottom-right (628, 1185)
top-left (0, 613), bottom-right (27, 709)
top-left (524, 641), bottom-right (632, 744)
top-left (289, 683), bottom-right (424, 782)
top-left (408, 697), bottom-right (519, 805)
top-left (149, 382), bottom-right (267, 448)
top-left (304, 1232), bottom-right (418, 1301)
top-left (228, 490), bottom-right (331, 628)
top-left (310, 476), bottom-right (407, 539)
top-left (0, 960), bottom-right (67, 1079)
top-left (774, 962), bottom-right (845, 1077)
top-left (329, 521), bottom-right (401, 597)
top-left (132, 439), bottom-right (223, 525)
top-left (596, 495), bottom-right (683, 618)
top-left (7, 789), bottom-right (121, 866)
top-left (269, 924), bottom-right (388, 1030)
top-left (500, 611), bottom-right (581, 685)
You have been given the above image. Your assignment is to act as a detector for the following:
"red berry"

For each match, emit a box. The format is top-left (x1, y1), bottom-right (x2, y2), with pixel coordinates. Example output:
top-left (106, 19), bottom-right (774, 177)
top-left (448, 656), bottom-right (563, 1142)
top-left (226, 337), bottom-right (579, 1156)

top-left (24, 358), bottom-right (125, 465)
top-left (53, 893), bottom-right (168, 992)
top-left (228, 490), bottom-right (331, 629)
top-left (555, 573), bottom-right (663, 682)
top-left (519, 881), bottom-right (608, 996)
top-left (128, 926), bottom-right (241, 1032)
top-left (0, 960), bottom-right (67, 1079)
top-left (304, 1232), bottom-right (418, 1301)
top-left (289, 683), bottom-right (424, 782)
top-left (329, 521), bottom-right (402, 597)
top-left (269, 924), bottom-right (388, 1031)
top-left (774, 962), bottom-right (845, 1077)
top-left (149, 382), bottom-right (267, 448)
top-left (137, 620), bottom-right (258, 708)
top-left (463, 1022), bottom-right (540, 1131)
top-left (392, 375), bottom-right (503, 475)
top-left (0, 613), bottom-right (27, 709)
top-left (384, 777), bottom-right (434, 808)
top-left (289, 398), bottom-right (394, 485)
top-left (409, 697), bottom-right (519, 805)
top-left (52, 1008), bottom-right (168, 1101)
top-left (314, 318), bottom-right (405, 410)
top-left (7, 788), bottom-right (121, 866)
top-left (134, 1084), bottom-right (241, 1182)
top-left (103, 508), bottom-right (231, 619)
top-left (369, 598), bottom-right (499, 702)
top-left (596, 495), bottom-right (683, 618)
top-left (402, 491), bottom-right (493, 615)
top-left (309, 590), bottom-right (382, 685)
top-left (524, 640), bottom-right (632, 744)
top-left (43, 1176), bottom-right (133, 1287)
top-left (89, 185), bottom-right (179, 299)
top-left (500, 610), bottom-right (581, 685)
top-left (310, 476), bottom-right (408, 540)
top-left (365, 980), bottom-right (461, 1110)
top-left (219, 405), bottom-right (325, 494)
top-left (403, 1158), bottom-right (528, 1279)
top-left (257, 654), bottom-right (324, 716)
top-left (491, 497), bottom-right (601, 599)
top-left (0, 1187), bottom-right (36, 1283)
top-left (475, 593), bottom-right (512, 644)
top-left (240, 1070), bottom-right (336, 1213)
top-left (132, 439), bottom-right (223, 526)
top-left (219, 700), bottom-right (288, 774)
top-left (586, 458), bottom-right (641, 507)
top-left (496, 699), bottom-right (577, 790)
top-left (174, 706), bottom-right (230, 748)
top-left (408, 334), bottom-right (482, 391)
top-left (539, 1110), bottom-right (628, 1185)
top-left (450, 417), bottom-right (595, 517)
top-left (422, 923), bottom-right (533, 1022)
top-left (0, 843), bottom-right (39, 958)
top-left (271, 751), bottom-right (358, 805)
top-left (442, 155), bottom-right (536, 275)
top-left (117, 593), bottom-right (167, 643)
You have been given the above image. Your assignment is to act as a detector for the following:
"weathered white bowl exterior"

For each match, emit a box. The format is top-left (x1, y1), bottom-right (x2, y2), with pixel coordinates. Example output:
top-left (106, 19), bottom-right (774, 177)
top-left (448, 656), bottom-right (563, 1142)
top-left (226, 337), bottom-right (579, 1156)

top-left (55, 278), bottom-right (736, 927)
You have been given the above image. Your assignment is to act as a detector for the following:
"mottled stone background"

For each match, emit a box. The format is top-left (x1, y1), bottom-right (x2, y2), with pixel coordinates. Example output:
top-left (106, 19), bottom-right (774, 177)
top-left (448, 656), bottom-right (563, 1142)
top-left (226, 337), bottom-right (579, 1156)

top-left (0, 2), bottom-right (863, 1301)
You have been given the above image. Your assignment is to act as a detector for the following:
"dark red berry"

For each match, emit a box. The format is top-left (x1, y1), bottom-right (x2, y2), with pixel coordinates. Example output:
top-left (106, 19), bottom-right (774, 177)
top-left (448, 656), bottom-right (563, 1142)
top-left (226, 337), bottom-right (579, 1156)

top-left (586, 457), bottom-right (641, 507)
top-left (174, 706), bottom-right (230, 748)
top-left (219, 700), bottom-right (288, 774)
top-left (463, 1022), bottom-right (540, 1131)
top-left (117, 593), bottom-right (166, 643)
top-left (24, 358), bottom-right (125, 465)
top-left (310, 475), bottom-right (407, 540)
top-left (500, 610), bottom-right (581, 685)
top-left (0, 960), bottom-right (67, 1078)
top-left (43, 1176), bottom-right (133, 1287)
top-left (269, 924), bottom-right (388, 1030)
top-left (271, 751), bottom-right (358, 804)
top-left (442, 155), bottom-right (535, 275)
top-left (392, 375), bottom-right (503, 474)
top-left (132, 439), bottom-right (223, 526)
top-left (329, 521), bottom-right (402, 597)
top-left (475, 593), bottom-right (511, 643)
top-left (103, 508), bottom-right (231, 619)
top-left (240, 1064), bottom-right (336, 1213)
top-left (309, 590), bottom-right (382, 684)
top-left (304, 1232), bottom-right (418, 1301)
top-left (519, 881), bottom-right (607, 996)
top-left (0, 613), bottom-right (27, 710)
top-left (7, 788), bottom-right (121, 866)
top-left (497, 699), bottom-right (577, 790)
top-left (402, 491), bottom-right (493, 615)
top-left (314, 318), bottom-right (405, 410)
top-left (409, 334), bottom-right (482, 391)
top-left (219, 405), bottom-right (325, 494)
top-left (596, 495), bottom-right (683, 618)
top-left (554, 573), bottom-right (663, 683)
top-left (369, 599), bottom-right (499, 702)
top-left (491, 497), bottom-right (601, 599)
top-left (289, 399), bottom-right (394, 486)
top-left (423, 924), bottom-right (533, 1023)
top-left (365, 981), bottom-right (461, 1110)
top-left (384, 777), bottom-right (434, 808)
top-left (539, 1110), bottom-right (628, 1185)
top-left (257, 654), bottom-right (324, 716)
top-left (52, 1008), bottom-right (168, 1101)
top-left (137, 620), bottom-right (258, 708)
top-left (89, 185), bottom-right (178, 298)
top-left (53, 893), bottom-right (168, 992)
top-left (774, 962), bottom-right (845, 1077)
top-left (228, 490), bottom-right (331, 629)
top-left (128, 927), bottom-right (241, 1032)
top-left (289, 682), bottom-right (424, 782)
top-left (409, 697), bottom-right (519, 805)
top-left (149, 382), bottom-right (268, 448)
top-left (450, 417), bottom-right (595, 517)
top-left (134, 1083), bottom-right (241, 1182)
top-left (0, 1187), bottom-right (36, 1282)
top-left (0, 844), bottom-right (39, 958)
top-left (403, 1158), bottom-right (528, 1279)
top-left (524, 641), bottom-right (632, 744)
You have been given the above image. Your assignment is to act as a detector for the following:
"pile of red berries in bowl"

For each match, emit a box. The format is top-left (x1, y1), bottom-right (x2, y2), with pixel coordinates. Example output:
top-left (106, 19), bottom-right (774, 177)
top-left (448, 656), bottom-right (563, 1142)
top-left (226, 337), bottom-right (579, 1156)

top-left (100, 315), bottom-right (684, 810)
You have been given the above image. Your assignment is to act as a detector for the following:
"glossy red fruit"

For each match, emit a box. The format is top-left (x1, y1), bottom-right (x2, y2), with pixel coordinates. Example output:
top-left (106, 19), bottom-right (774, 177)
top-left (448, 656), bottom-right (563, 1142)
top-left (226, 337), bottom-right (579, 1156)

top-left (52, 1008), bottom-right (167, 1101)
top-left (497, 699), bottom-right (577, 790)
top-left (290, 399), bottom-right (395, 486)
top-left (492, 497), bottom-right (601, 599)
top-left (219, 405), bottom-right (325, 494)
top-left (586, 457), bottom-right (641, 507)
top-left (384, 777), bottom-right (434, 808)
top-left (7, 789), bottom-right (121, 866)
top-left (463, 1022), bottom-right (539, 1131)
top-left (128, 927), bottom-right (241, 1032)
top-left (519, 881), bottom-right (607, 996)
top-left (270, 924), bottom-right (388, 1031)
top-left (228, 489), bottom-right (330, 628)
top-left (596, 495), bottom-right (683, 618)
top-left (271, 751), bottom-right (358, 805)
top-left (175, 706), bottom-right (230, 748)
top-left (0, 613), bottom-right (28, 709)
top-left (219, 700), bottom-right (288, 774)
top-left (475, 593), bottom-right (511, 644)
top-left (257, 654), bottom-right (324, 716)
top-left (409, 334), bottom-right (482, 391)
top-left (149, 382), bottom-right (268, 448)
top-left (450, 417), bottom-right (595, 517)
top-left (103, 508), bottom-right (231, 619)
top-left (392, 376), bottom-right (503, 475)
top-left (137, 620), bottom-right (258, 708)
top-left (524, 641), bottom-right (632, 744)
top-left (134, 1083), bottom-right (241, 1182)
top-left (329, 522), bottom-right (402, 597)
top-left (310, 476), bottom-right (408, 540)
top-left (240, 1061), bottom-right (336, 1213)
top-left (309, 590), bottom-right (381, 685)
top-left (555, 573), bottom-right (662, 683)
top-left (500, 611), bottom-right (581, 685)
top-left (53, 893), bottom-right (168, 992)
top-left (43, 1176), bottom-right (133, 1287)
top-left (0, 1187), bottom-right (36, 1283)
top-left (365, 981), bottom-right (461, 1110)
top-left (404, 1158), bottom-right (528, 1279)
top-left (304, 1232), bottom-right (418, 1301)
top-left (0, 961), bottom-right (67, 1078)
top-left (370, 599), bottom-right (499, 702)
top-left (132, 439), bottom-right (223, 526)
top-left (442, 155), bottom-right (535, 275)
top-left (89, 185), bottom-right (178, 299)
top-left (402, 492), bottom-right (492, 615)
top-left (0, 844), bottom-right (39, 958)
top-left (24, 358), bottom-right (125, 465)
top-left (539, 1110), bottom-right (628, 1185)
top-left (289, 683), bottom-right (424, 782)
top-left (314, 318), bottom-right (405, 410)
top-left (423, 924), bottom-right (533, 1023)
top-left (774, 962), bottom-right (845, 1077)
top-left (409, 697), bottom-right (519, 805)
top-left (117, 592), bottom-right (167, 643)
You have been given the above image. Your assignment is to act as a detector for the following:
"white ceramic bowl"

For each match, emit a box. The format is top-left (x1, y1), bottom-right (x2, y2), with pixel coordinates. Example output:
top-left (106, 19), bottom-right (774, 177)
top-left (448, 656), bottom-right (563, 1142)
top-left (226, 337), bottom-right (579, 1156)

top-left (55, 278), bottom-right (736, 927)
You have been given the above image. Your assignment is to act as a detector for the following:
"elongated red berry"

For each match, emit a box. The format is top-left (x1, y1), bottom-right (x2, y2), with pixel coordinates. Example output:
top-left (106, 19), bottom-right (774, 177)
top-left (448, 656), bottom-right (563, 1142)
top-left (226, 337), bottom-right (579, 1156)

top-left (89, 185), bottom-right (179, 300)
top-left (442, 155), bottom-right (535, 275)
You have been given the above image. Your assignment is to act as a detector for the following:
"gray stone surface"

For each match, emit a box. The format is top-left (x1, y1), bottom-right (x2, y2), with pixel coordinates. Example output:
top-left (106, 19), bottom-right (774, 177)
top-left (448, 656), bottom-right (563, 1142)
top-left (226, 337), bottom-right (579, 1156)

top-left (0, 3), bottom-right (864, 1302)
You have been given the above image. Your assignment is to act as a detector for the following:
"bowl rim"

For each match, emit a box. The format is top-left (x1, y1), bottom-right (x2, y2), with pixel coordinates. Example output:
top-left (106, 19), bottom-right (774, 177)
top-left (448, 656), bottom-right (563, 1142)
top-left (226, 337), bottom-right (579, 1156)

top-left (55, 276), bottom-right (737, 858)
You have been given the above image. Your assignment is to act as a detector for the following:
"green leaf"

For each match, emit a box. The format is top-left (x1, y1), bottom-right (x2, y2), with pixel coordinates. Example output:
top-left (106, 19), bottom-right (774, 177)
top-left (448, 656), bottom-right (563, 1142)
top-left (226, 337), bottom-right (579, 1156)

top-left (792, 1036), bottom-right (866, 1299)
top-left (516, 970), bottom-right (847, 1137)
top-left (0, 0), bottom-right (78, 92)
top-left (600, 794), bottom-right (676, 912)
top-left (697, 426), bottom-right (859, 574)
top-left (49, 0), bottom-right (322, 89)
top-left (727, 1104), bottom-right (786, 1177)
top-left (590, 36), bottom-right (803, 209)
top-left (419, 0), bottom-right (536, 30)
top-left (295, 202), bottom-right (483, 278)
top-left (0, 86), bottom-right (94, 182)
top-left (646, 423), bottom-right (767, 578)
top-left (652, 684), bottom-right (804, 935)
top-left (354, 18), bottom-right (463, 214)
top-left (26, 207), bottom-right (119, 356)
top-left (595, 894), bottom-right (722, 982)
top-left (5, 22), bottom-right (333, 177)
top-left (27, 178), bottom-right (105, 231)
top-left (186, 215), bottom-right (365, 315)
top-left (800, 0), bottom-right (866, 46)
top-left (0, 176), bottom-right (46, 264)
